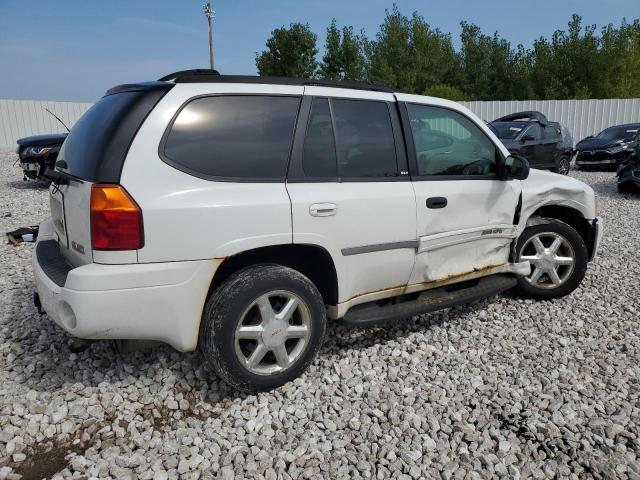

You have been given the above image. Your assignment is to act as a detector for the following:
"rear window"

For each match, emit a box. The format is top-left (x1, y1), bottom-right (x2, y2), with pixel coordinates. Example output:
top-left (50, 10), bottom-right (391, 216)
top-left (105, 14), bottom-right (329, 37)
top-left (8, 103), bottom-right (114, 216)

top-left (162, 95), bottom-right (301, 181)
top-left (57, 83), bottom-right (172, 182)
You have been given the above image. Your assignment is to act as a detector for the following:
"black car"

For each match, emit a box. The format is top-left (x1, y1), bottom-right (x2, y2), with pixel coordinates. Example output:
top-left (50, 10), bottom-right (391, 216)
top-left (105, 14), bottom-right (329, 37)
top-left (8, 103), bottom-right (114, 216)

top-left (617, 143), bottom-right (640, 193)
top-left (15, 108), bottom-right (70, 183)
top-left (16, 133), bottom-right (67, 182)
top-left (575, 123), bottom-right (640, 170)
top-left (489, 111), bottom-right (573, 175)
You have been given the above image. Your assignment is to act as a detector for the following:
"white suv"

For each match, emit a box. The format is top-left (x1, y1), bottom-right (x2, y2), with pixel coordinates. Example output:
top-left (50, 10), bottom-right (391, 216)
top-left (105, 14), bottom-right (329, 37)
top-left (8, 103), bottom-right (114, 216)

top-left (33, 70), bottom-right (603, 392)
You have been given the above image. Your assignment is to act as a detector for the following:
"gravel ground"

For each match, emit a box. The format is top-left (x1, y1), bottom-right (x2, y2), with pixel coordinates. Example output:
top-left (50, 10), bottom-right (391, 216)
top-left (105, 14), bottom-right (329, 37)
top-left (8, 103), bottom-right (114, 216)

top-left (0, 148), bottom-right (639, 480)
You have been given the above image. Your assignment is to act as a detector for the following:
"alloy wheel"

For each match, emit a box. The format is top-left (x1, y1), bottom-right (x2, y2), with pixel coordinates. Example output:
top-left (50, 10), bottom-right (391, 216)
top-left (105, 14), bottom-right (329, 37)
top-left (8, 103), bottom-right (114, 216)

top-left (519, 232), bottom-right (576, 289)
top-left (234, 290), bottom-right (312, 376)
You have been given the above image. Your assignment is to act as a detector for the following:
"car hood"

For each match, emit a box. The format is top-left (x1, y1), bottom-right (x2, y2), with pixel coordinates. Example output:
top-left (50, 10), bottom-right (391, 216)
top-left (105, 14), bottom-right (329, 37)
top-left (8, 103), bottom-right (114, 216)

top-left (520, 168), bottom-right (597, 223)
top-left (575, 136), bottom-right (624, 151)
top-left (17, 133), bottom-right (68, 147)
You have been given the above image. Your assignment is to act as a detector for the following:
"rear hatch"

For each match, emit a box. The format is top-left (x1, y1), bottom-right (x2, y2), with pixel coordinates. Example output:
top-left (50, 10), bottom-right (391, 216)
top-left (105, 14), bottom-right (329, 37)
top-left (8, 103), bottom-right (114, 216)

top-left (49, 82), bottom-right (173, 267)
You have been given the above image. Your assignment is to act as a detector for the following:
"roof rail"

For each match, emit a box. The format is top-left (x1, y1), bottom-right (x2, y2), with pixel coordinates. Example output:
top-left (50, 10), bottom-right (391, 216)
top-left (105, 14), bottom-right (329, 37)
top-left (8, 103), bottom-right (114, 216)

top-left (158, 69), bottom-right (220, 82)
top-left (157, 69), bottom-right (397, 93)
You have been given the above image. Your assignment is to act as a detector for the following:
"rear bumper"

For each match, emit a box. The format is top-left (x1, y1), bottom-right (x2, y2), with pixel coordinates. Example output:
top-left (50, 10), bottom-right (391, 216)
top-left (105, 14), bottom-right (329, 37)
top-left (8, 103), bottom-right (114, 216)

top-left (32, 219), bottom-right (220, 351)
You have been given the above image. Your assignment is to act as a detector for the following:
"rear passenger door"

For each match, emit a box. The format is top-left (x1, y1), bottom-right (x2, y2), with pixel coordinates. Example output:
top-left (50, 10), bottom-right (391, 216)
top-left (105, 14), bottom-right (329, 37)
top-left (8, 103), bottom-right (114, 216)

top-left (286, 87), bottom-right (417, 309)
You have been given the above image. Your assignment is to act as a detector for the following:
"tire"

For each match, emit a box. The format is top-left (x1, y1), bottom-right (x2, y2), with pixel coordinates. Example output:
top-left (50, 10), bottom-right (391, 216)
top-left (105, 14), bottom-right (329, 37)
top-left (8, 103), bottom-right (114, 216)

top-left (200, 264), bottom-right (326, 392)
top-left (617, 182), bottom-right (632, 194)
top-left (552, 156), bottom-right (571, 175)
top-left (512, 219), bottom-right (588, 300)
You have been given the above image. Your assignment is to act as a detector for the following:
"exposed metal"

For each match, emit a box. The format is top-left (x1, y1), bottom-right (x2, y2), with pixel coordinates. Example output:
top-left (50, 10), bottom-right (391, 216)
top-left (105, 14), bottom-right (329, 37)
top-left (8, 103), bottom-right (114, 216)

top-left (234, 290), bottom-right (311, 376)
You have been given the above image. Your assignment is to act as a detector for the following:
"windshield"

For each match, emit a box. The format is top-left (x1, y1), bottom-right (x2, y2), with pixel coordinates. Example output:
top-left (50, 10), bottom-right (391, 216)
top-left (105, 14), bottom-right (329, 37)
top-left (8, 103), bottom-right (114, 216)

top-left (489, 121), bottom-right (529, 140)
top-left (596, 125), bottom-right (639, 141)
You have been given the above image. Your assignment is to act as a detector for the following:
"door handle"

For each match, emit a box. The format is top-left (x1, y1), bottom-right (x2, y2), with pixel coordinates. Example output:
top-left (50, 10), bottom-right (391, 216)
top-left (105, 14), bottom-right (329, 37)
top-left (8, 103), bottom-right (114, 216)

top-left (426, 197), bottom-right (447, 209)
top-left (309, 203), bottom-right (337, 217)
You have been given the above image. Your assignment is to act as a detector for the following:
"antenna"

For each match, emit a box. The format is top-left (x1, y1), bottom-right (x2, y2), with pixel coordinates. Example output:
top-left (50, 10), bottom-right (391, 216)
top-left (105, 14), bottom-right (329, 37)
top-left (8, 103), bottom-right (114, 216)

top-left (44, 108), bottom-right (70, 133)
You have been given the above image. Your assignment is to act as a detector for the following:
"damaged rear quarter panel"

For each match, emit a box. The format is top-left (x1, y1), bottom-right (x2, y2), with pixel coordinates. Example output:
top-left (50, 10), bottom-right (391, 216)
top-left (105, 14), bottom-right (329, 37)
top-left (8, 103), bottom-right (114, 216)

top-left (518, 169), bottom-right (596, 232)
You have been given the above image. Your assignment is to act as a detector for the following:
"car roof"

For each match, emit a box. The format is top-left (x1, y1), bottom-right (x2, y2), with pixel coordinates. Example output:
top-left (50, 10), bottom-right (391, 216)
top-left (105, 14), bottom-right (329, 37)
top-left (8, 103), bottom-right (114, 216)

top-left (157, 69), bottom-right (397, 93)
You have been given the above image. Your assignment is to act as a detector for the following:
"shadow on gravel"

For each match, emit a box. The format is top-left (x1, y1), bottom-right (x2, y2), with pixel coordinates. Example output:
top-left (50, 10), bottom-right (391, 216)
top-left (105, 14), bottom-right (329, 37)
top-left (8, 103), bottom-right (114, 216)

top-left (5, 180), bottom-right (50, 190)
top-left (588, 177), bottom-right (640, 200)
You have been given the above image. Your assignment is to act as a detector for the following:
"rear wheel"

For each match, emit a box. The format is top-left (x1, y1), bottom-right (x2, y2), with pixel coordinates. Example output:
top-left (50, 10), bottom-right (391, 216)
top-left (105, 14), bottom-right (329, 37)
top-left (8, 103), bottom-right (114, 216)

top-left (513, 219), bottom-right (588, 300)
top-left (200, 264), bottom-right (326, 392)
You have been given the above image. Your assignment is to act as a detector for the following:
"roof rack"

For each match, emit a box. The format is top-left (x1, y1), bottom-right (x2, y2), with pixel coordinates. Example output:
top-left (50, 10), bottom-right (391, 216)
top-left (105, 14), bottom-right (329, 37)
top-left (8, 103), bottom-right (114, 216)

top-left (157, 69), bottom-right (397, 93)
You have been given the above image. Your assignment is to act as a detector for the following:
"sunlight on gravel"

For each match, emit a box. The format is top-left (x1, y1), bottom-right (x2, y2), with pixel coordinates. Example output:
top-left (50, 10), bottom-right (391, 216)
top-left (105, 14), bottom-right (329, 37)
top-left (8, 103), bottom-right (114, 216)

top-left (1, 148), bottom-right (639, 479)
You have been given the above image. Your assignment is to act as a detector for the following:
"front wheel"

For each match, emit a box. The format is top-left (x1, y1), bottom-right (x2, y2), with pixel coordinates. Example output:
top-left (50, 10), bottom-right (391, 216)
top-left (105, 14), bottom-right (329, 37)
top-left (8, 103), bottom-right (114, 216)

top-left (553, 156), bottom-right (571, 175)
top-left (200, 264), bottom-right (326, 392)
top-left (513, 219), bottom-right (588, 300)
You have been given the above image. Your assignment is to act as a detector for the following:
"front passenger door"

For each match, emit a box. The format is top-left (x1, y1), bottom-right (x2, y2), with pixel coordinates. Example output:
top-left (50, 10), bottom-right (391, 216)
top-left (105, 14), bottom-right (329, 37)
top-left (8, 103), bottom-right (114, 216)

top-left (400, 101), bottom-right (521, 286)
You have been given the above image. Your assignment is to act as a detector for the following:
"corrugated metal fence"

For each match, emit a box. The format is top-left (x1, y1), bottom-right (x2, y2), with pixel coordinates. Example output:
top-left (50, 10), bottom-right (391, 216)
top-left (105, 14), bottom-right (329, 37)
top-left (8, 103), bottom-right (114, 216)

top-left (1, 97), bottom-right (639, 148)
top-left (462, 99), bottom-right (640, 145)
top-left (0, 99), bottom-right (92, 148)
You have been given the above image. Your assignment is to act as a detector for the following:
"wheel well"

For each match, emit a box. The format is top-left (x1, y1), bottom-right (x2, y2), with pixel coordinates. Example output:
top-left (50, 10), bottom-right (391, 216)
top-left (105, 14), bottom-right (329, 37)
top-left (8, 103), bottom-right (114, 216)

top-left (210, 244), bottom-right (339, 305)
top-left (527, 205), bottom-right (594, 256)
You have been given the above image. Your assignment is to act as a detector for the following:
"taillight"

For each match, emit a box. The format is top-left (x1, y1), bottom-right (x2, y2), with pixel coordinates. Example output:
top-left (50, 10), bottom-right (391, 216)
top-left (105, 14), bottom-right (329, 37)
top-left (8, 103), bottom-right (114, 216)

top-left (90, 184), bottom-right (144, 250)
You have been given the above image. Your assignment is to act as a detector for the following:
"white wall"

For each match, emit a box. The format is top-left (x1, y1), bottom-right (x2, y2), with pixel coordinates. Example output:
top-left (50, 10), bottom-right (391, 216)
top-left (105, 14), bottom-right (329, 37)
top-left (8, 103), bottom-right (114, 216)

top-left (462, 98), bottom-right (640, 146)
top-left (0, 99), bottom-right (92, 148)
top-left (1, 97), bottom-right (638, 148)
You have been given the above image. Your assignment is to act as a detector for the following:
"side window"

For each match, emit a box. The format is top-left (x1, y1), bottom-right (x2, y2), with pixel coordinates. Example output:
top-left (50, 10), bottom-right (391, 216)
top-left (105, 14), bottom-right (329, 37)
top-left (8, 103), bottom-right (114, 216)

top-left (525, 123), bottom-right (542, 140)
top-left (332, 99), bottom-right (398, 178)
top-left (543, 126), bottom-right (558, 140)
top-left (162, 95), bottom-right (300, 180)
top-left (407, 104), bottom-right (498, 177)
top-left (302, 98), bottom-right (337, 178)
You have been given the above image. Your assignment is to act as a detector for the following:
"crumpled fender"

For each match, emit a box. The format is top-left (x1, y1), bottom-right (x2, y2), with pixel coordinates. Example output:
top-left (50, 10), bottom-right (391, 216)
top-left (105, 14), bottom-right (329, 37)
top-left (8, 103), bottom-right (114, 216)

top-left (518, 169), bottom-right (596, 233)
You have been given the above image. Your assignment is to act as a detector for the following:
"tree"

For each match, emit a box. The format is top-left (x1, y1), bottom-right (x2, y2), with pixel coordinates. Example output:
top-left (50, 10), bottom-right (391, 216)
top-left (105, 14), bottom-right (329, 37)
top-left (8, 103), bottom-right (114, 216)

top-left (256, 23), bottom-right (318, 77)
top-left (318, 20), bottom-right (366, 81)
top-left (366, 6), bottom-right (458, 94)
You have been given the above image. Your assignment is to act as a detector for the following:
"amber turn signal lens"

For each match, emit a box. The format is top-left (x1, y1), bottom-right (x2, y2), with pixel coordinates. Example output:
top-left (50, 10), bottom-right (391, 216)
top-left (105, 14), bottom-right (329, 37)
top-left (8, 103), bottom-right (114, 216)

top-left (90, 184), bottom-right (144, 250)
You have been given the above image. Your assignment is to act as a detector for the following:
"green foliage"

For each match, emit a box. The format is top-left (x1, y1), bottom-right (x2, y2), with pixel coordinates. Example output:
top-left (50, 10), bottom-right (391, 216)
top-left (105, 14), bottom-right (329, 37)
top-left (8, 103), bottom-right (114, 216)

top-left (256, 8), bottom-right (640, 100)
top-left (423, 84), bottom-right (467, 101)
top-left (255, 23), bottom-right (318, 78)
top-left (318, 20), bottom-right (366, 80)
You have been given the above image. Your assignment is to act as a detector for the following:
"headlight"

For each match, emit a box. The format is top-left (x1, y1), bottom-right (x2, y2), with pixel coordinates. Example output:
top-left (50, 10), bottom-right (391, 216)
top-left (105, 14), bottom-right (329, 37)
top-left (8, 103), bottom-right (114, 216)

top-left (607, 144), bottom-right (628, 154)
top-left (25, 146), bottom-right (52, 156)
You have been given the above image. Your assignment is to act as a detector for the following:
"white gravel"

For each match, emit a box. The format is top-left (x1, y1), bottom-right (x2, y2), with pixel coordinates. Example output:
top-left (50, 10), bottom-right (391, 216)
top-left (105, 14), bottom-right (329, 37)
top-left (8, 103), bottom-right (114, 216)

top-left (1, 148), bottom-right (639, 480)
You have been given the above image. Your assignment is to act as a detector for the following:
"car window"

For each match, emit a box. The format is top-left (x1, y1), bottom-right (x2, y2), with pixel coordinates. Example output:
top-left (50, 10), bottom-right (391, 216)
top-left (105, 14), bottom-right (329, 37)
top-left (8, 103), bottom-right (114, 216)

top-left (331, 99), bottom-right (398, 178)
top-left (302, 98), bottom-right (337, 178)
top-left (407, 104), bottom-right (498, 177)
top-left (543, 126), bottom-right (559, 140)
top-left (163, 95), bottom-right (300, 180)
top-left (524, 123), bottom-right (542, 140)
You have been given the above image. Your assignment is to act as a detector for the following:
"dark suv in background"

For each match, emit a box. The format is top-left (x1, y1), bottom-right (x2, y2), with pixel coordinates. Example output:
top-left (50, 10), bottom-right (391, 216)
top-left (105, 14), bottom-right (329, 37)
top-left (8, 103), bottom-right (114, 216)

top-left (489, 111), bottom-right (573, 175)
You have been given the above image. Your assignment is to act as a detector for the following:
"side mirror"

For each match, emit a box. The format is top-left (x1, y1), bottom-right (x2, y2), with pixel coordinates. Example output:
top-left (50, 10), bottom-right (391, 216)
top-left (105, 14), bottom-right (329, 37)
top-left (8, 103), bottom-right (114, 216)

top-left (520, 134), bottom-right (535, 142)
top-left (503, 155), bottom-right (530, 180)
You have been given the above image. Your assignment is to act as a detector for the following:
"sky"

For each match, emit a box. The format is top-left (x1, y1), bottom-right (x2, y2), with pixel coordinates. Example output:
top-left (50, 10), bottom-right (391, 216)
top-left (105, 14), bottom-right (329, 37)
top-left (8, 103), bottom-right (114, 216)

top-left (1, 0), bottom-right (639, 102)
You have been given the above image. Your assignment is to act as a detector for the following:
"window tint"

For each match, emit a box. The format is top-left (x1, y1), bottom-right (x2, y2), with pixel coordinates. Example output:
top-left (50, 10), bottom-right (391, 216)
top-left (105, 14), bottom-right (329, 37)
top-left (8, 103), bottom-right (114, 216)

top-left (163, 95), bottom-right (300, 180)
top-left (543, 125), bottom-right (559, 140)
top-left (524, 123), bottom-right (542, 140)
top-left (332, 99), bottom-right (398, 178)
top-left (302, 98), bottom-right (337, 177)
top-left (407, 104), bottom-right (498, 176)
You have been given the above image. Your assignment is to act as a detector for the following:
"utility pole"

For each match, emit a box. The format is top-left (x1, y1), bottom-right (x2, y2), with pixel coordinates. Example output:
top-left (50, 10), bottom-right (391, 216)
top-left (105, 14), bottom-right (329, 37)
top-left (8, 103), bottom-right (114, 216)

top-left (203, 2), bottom-right (214, 70)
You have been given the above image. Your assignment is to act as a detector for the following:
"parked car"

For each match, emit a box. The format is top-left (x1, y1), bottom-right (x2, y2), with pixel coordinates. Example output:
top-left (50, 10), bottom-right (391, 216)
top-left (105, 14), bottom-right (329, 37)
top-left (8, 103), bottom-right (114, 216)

top-left (575, 123), bottom-right (640, 170)
top-left (15, 108), bottom-right (70, 182)
top-left (489, 111), bottom-right (573, 175)
top-left (31, 70), bottom-right (602, 392)
top-left (16, 133), bottom-right (67, 182)
top-left (617, 143), bottom-right (640, 193)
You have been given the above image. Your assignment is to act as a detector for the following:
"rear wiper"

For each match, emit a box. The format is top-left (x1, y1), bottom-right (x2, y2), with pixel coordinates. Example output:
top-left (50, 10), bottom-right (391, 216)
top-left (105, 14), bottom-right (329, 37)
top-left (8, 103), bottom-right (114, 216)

top-left (44, 168), bottom-right (83, 186)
